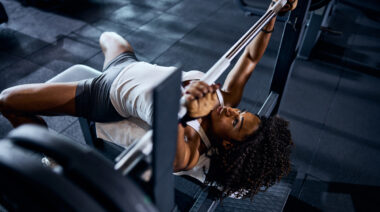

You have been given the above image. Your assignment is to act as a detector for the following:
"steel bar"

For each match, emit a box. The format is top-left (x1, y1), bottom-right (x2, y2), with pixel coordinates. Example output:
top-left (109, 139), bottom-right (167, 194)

top-left (114, 130), bottom-right (153, 175)
top-left (257, 91), bottom-right (279, 117)
top-left (201, 0), bottom-right (287, 84)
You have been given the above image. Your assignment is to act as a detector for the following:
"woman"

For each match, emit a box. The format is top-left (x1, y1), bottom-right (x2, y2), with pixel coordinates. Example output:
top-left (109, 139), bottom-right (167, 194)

top-left (0, 0), bottom-right (296, 199)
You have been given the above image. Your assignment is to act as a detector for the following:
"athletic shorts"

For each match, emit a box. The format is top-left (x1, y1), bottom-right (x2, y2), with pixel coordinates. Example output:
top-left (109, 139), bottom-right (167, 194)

top-left (75, 52), bottom-right (138, 122)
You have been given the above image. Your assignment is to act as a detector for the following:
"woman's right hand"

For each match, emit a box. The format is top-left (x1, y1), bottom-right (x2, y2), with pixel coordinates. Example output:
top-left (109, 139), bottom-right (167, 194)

top-left (183, 81), bottom-right (220, 118)
top-left (271, 0), bottom-right (298, 13)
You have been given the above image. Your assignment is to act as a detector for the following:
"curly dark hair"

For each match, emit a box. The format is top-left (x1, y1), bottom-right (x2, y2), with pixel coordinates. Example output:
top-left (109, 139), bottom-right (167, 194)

top-left (204, 115), bottom-right (293, 199)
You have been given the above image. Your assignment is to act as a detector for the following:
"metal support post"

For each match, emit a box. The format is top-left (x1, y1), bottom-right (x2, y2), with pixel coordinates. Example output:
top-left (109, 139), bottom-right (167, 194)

top-left (262, 0), bottom-right (311, 116)
top-left (151, 69), bottom-right (181, 212)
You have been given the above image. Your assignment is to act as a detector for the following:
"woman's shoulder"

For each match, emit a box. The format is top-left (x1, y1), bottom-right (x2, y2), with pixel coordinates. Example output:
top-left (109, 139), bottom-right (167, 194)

top-left (184, 125), bottom-right (201, 144)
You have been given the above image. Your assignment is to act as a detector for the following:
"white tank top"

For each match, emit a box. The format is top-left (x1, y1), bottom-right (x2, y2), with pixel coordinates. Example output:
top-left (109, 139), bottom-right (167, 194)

top-left (173, 120), bottom-right (212, 183)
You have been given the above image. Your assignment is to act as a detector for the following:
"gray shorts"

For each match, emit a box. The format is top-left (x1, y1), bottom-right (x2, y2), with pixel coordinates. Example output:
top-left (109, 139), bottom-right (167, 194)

top-left (75, 52), bottom-right (138, 122)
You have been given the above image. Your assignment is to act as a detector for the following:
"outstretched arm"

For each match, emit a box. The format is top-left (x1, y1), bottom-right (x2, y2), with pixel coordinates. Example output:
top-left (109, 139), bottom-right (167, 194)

top-left (221, 0), bottom-right (297, 107)
top-left (221, 17), bottom-right (276, 107)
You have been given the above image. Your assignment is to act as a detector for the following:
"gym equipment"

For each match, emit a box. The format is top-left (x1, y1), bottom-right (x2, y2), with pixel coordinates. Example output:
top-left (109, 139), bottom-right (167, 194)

top-left (309, 0), bottom-right (332, 11)
top-left (46, 65), bottom-right (182, 211)
top-left (235, 0), bottom-right (330, 16)
top-left (175, 167), bottom-right (297, 211)
top-left (236, 0), bottom-right (335, 61)
top-left (234, 0), bottom-right (289, 21)
top-left (201, 0), bottom-right (287, 84)
top-left (0, 66), bottom-right (181, 211)
top-left (259, 0), bottom-right (311, 117)
top-left (178, 0), bottom-right (288, 119)
top-left (0, 125), bottom-right (157, 212)
top-left (298, 0), bottom-right (335, 59)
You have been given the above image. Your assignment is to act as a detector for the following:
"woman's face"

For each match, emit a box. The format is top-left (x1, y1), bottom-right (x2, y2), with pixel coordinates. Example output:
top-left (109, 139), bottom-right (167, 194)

top-left (210, 106), bottom-right (261, 142)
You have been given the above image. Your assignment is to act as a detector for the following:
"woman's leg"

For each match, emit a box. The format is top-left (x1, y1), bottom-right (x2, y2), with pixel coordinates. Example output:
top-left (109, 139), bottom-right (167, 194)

top-left (0, 82), bottom-right (78, 128)
top-left (99, 32), bottom-right (134, 69)
top-left (0, 32), bottom-right (132, 128)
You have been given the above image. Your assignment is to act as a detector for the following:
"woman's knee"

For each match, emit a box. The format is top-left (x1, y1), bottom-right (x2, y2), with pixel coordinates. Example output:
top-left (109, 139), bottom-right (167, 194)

top-left (99, 32), bottom-right (133, 53)
top-left (0, 86), bottom-right (36, 113)
top-left (0, 88), bottom-right (13, 112)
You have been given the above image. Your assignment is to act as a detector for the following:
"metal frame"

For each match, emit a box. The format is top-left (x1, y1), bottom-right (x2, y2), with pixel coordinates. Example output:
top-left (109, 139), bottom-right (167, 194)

top-left (298, 0), bottom-right (336, 59)
top-left (258, 0), bottom-right (312, 117)
top-left (151, 69), bottom-right (181, 212)
top-left (234, 0), bottom-right (289, 22)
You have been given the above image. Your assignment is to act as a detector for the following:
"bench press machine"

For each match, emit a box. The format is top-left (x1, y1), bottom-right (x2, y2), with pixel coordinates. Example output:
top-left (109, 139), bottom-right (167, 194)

top-left (0, 67), bottom-right (181, 212)
top-left (0, 0), bottom-right (311, 211)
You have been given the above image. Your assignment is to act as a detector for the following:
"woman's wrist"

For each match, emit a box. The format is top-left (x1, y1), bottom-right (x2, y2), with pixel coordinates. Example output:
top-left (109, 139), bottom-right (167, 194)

top-left (261, 28), bottom-right (274, 33)
top-left (262, 17), bottom-right (276, 33)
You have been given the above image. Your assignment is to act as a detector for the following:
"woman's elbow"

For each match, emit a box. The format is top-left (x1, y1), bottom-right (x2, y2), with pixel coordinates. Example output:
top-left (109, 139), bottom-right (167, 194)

top-left (173, 151), bottom-right (190, 172)
top-left (173, 158), bottom-right (188, 172)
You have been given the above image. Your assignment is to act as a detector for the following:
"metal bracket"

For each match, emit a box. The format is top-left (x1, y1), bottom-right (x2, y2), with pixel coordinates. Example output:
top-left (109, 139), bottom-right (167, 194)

top-left (287, 17), bottom-right (298, 31)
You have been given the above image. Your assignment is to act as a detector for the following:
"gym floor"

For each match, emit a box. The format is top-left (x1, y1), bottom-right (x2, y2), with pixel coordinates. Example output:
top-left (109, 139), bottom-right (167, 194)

top-left (0, 0), bottom-right (379, 211)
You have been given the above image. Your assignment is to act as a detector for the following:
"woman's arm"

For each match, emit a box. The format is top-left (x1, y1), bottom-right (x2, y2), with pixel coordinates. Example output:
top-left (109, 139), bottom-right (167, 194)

top-left (221, 17), bottom-right (276, 107)
top-left (221, 0), bottom-right (297, 107)
top-left (173, 124), bottom-right (191, 172)
top-left (174, 82), bottom-right (218, 172)
top-left (173, 124), bottom-right (200, 172)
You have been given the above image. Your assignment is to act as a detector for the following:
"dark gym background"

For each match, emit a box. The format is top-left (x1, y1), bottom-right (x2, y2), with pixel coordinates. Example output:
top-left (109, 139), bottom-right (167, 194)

top-left (0, 0), bottom-right (379, 211)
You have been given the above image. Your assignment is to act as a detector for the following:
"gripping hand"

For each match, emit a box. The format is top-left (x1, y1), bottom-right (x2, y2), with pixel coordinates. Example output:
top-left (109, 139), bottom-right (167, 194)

top-left (183, 81), bottom-right (219, 118)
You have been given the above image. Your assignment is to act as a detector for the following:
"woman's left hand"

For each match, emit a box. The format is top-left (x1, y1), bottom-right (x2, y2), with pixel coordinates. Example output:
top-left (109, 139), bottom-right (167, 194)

top-left (183, 81), bottom-right (220, 118)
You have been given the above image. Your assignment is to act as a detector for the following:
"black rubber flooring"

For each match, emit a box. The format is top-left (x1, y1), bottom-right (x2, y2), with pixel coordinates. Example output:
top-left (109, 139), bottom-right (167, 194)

top-left (0, 0), bottom-right (379, 211)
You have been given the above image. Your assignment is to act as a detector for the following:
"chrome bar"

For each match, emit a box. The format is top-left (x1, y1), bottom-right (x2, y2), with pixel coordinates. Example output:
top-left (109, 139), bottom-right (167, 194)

top-left (200, 0), bottom-right (287, 84)
top-left (114, 130), bottom-right (153, 175)
top-left (257, 91), bottom-right (279, 117)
